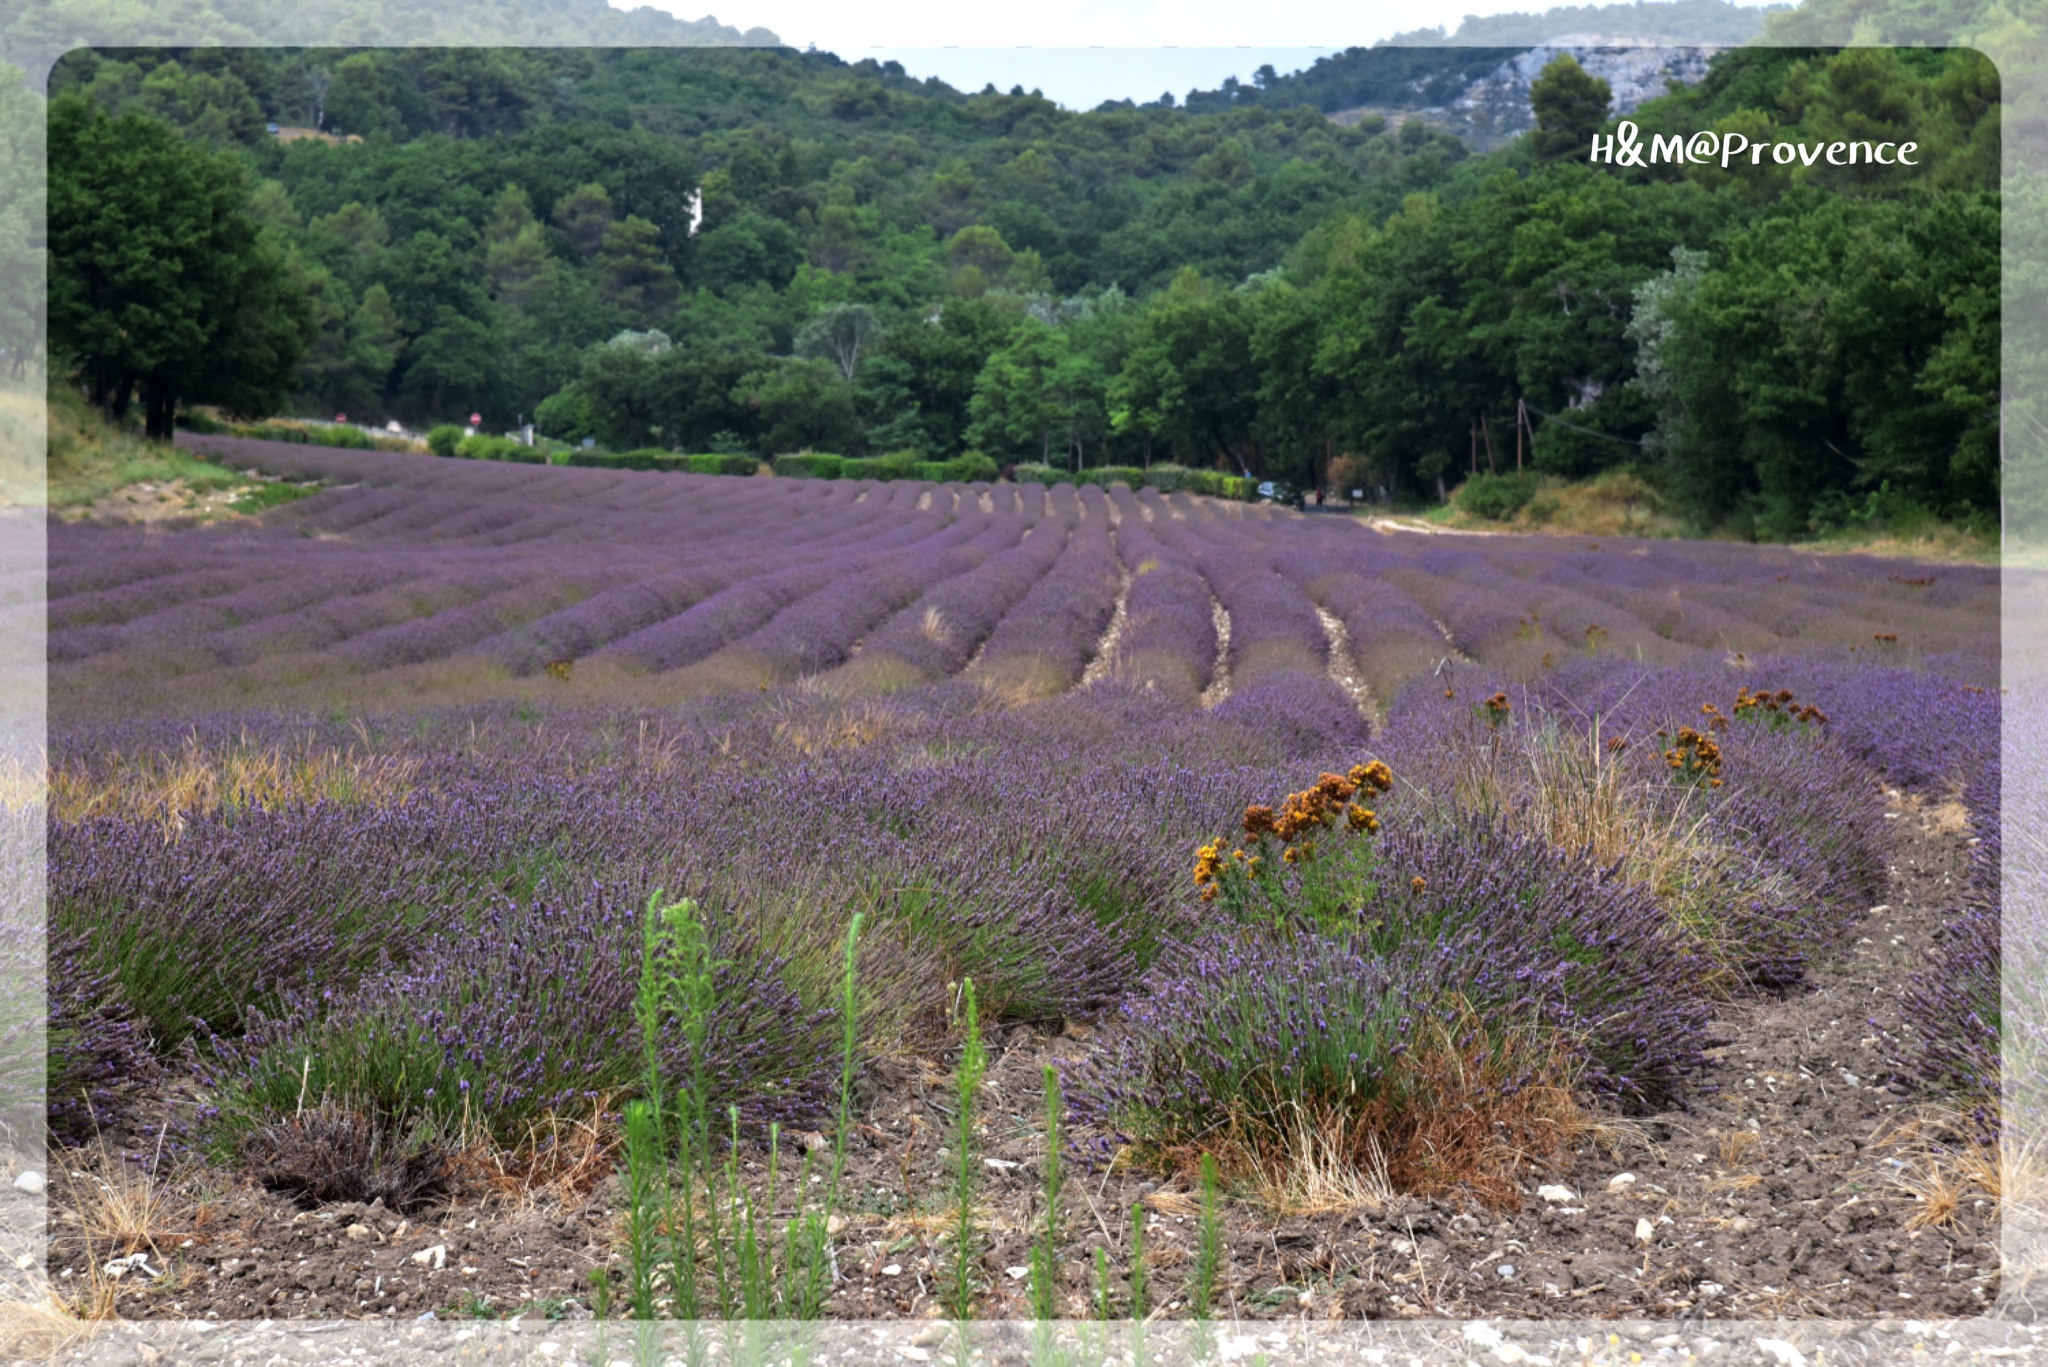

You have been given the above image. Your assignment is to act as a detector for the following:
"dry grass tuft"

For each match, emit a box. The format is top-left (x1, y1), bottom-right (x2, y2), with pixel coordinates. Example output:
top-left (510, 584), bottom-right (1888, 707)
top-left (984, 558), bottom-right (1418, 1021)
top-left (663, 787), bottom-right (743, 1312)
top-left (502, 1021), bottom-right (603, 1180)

top-left (49, 729), bottom-right (418, 835)
top-left (50, 1129), bottom-right (195, 1325)
top-left (1246, 1107), bottom-right (1394, 1217)
top-left (1717, 1127), bottom-right (1761, 1169)
top-left (1442, 711), bottom-right (1798, 988)
top-left (1160, 1004), bottom-right (1589, 1215)
top-left (0, 1295), bottom-right (100, 1358)
top-left (768, 701), bottom-right (895, 755)
top-left (0, 748), bottom-right (43, 814)
top-left (59, 1130), bottom-right (190, 1261)
top-left (1870, 1104), bottom-right (2030, 1231)
top-left (1141, 1188), bottom-right (1203, 1217)
top-left (455, 1102), bottom-right (619, 1204)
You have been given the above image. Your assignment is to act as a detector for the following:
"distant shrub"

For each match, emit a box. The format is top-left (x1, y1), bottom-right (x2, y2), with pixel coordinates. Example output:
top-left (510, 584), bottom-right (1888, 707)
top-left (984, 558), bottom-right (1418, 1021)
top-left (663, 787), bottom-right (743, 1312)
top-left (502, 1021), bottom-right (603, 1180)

top-left (775, 453), bottom-right (844, 480)
top-left (1087, 465), bottom-right (1146, 490)
top-left (686, 453), bottom-right (760, 476)
top-left (533, 387), bottom-right (595, 445)
top-left (567, 449), bottom-right (756, 475)
top-left (1136, 465), bottom-right (1255, 500)
top-left (911, 452), bottom-right (999, 483)
top-left (176, 410), bottom-right (226, 434)
top-left (1010, 463), bottom-right (1066, 487)
top-left (1137, 463), bottom-right (1195, 492)
top-left (322, 425), bottom-right (374, 450)
top-left (426, 425), bottom-right (465, 457)
top-left (1456, 471), bottom-right (1539, 520)
top-left (455, 434), bottom-right (544, 463)
top-left (838, 451), bottom-right (920, 482)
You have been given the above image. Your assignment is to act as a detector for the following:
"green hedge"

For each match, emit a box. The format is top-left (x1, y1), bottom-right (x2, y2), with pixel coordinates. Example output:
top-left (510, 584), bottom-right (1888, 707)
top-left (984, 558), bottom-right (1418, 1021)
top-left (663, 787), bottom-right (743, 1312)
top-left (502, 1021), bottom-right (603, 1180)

top-left (426, 425), bottom-right (465, 457)
top-left (568, 448), bottom-right (684, 471)
top-left (455, 433), bottom-right (548, 463)
top-left (178, 413), bottom-right (377, 449)
top-left (837, 450), bottom-right (920, 481)
top-left (1011, 462), bottom-right (1254, 500)
top-left (688, 452), bottom-right (760, 476)
top-left (915, 452), bottom-right (999, 483)
top-left (773, 453), bottom-right (845, 479)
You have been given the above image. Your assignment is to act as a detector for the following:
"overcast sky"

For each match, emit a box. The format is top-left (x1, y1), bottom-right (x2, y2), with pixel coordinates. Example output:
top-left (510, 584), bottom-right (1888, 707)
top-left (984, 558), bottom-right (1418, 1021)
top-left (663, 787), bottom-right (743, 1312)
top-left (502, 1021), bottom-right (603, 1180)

top-left (623, 0), bottom-right (1768, 109)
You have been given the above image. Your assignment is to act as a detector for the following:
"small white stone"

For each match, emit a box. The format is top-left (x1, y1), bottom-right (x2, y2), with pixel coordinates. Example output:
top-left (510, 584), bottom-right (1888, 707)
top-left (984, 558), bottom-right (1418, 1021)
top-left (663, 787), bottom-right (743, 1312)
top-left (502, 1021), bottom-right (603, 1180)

top-left (909, 1323), bottom-right (948, 1347)
top-left (1608, 1172), bottom-right (1637, 1190)
top-left (1498, 1263), bottom-right (1517, 1278)
top-left (1635, 1218), bottom-right (1655, 1244)
top-left (1755, 1339), bottom-right (1807, 1367)
top-left (1465, 1322), bottom-right (1506, 1350)
top-left (1537, 1184), bottom-right (1576, 1203)
top-left (983, 1158), bottom-right (1020, 1172)
top-left (12, 1171), bottom-right (44, 1195)
top-left (410, 1244), bottom-right (447, 1270)
top-left (1005, 1265), bottom-right (1029, 1280)
top-left (881, 1263), bottom-right (902, 1277)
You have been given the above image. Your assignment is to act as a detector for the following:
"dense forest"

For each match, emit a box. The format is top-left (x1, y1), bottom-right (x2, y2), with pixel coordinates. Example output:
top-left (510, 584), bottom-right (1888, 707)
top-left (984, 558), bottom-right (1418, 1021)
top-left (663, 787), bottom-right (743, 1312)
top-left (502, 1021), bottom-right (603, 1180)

top-left (47, 30), bottom-right (2000, 537)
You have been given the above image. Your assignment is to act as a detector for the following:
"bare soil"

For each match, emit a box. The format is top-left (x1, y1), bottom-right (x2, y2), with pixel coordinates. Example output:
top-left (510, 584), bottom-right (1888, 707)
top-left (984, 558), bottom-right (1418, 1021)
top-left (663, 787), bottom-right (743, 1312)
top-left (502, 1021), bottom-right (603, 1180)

top-left (44, 789), bottom-right (1996, 1327)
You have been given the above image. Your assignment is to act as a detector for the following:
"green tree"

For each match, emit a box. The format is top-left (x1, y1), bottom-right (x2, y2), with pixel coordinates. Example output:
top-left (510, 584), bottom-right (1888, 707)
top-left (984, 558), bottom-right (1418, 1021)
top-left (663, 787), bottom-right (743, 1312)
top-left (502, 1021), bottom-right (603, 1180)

top-left (1528, 55), bottom-right (1612, 161)
top-left (795, 303), bottom-right (882, 382)
top-left (48, 95), bottom-right (314, 437)
top-left (596, 215), bottom-right (680, 322)
top-left (968, 320), bottom-right (1070, 463)
top-left (735, 357), bottom-right (861, 455)
top-left (554, 182), bottom-right (615, 261)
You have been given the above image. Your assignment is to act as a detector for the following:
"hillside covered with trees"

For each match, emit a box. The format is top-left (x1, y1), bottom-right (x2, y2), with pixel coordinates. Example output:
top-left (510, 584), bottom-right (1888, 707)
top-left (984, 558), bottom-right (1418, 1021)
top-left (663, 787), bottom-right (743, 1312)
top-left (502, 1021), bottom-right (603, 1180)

top-left (47, 31), bottom-right (1999, 539)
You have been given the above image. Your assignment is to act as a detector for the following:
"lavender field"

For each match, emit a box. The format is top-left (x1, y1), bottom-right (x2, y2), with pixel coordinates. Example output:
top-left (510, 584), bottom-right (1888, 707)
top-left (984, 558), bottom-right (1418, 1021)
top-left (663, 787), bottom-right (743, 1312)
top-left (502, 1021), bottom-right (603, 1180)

top-left (43, 438), bottom-right (2009, 1325)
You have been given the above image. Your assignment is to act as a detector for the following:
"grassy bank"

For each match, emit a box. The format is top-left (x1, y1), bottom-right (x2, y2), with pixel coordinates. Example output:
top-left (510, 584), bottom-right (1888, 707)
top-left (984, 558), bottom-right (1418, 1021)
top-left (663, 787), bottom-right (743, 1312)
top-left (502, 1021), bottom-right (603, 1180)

top-left (1419, 467), bottom-right (1998, 564)
top-left (46, 389), bottom-right (318, 518)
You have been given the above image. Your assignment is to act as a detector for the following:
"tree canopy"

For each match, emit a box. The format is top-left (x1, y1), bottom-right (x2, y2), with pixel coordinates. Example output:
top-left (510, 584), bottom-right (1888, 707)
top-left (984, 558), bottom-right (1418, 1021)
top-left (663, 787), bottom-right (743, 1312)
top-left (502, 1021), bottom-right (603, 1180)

top-left (42, 36), bottom-right (2003, 535)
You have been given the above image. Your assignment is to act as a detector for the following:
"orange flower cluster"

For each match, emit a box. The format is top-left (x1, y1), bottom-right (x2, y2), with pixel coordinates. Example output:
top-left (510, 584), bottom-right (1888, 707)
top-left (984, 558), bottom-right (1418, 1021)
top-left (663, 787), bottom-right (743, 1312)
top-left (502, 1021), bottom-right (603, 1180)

top-left (1733, 687), bottom-right (1828, 726)
top-left (1481, 692), bottom-right (1511, 726)
top-left (1196, 762), bottom-right (1393, 900)
top-left (1664, 726), bottom-right (1724, 786)
top-left (1873, 632), bottom-right (1900, 644)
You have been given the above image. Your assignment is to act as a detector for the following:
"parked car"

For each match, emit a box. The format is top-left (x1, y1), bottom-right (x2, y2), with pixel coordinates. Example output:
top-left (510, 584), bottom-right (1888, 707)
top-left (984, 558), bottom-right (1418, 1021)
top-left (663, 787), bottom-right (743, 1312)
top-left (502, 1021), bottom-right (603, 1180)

top-left (1256, 480), bottom-right (1305, 508)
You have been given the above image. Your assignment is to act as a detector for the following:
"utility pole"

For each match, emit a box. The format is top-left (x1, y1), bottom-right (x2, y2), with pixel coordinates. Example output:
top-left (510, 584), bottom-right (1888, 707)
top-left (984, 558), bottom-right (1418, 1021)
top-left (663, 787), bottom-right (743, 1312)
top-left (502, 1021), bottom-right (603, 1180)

top-left (1515, 398), bottom-right (1526, 472)
top-left (1481, 414), bottom-right (1497, 476)
top-left (1470, 419), bottom-right (1478, 476)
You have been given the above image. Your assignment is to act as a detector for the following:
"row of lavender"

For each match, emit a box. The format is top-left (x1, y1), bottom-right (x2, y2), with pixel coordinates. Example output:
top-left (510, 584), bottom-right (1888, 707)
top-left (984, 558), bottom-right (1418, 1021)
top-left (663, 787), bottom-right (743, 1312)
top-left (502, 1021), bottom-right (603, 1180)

top-left (49, 441), bottom-right (1997, 718)
top-left (47, 654), bottom-right (2002, 1157)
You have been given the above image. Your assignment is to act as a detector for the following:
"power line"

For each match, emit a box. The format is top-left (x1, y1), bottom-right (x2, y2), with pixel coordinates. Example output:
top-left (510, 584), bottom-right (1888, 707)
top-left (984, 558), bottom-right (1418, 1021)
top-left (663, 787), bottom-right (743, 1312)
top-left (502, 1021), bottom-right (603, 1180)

top-left (1521, 399), bottom-right (1648, 448)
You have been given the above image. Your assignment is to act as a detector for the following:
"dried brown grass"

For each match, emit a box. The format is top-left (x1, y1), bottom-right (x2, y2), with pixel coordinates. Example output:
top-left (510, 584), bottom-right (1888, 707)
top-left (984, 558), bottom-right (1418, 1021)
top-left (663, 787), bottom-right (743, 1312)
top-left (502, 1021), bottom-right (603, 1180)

top-left (49, 1128), bottom-right (195, 1324)
top-left (1159, 1005), bottom-right (1589, 1215)
top-left (0, 1295), bottom-right (99, 1359)
top-left (48, 728), bottom-right (418, 835)
top-left (454, 1102), bottom-right (619, 1205)
top-left (1870, 1105), bottom-right (2033, 1231)
top-left (1441, 711), bottom-right (1797, 989)
top-left (1245, 1107), bottom-right (1394, 1217)
top-left (59, 1130), bottom-right (190, 1261)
